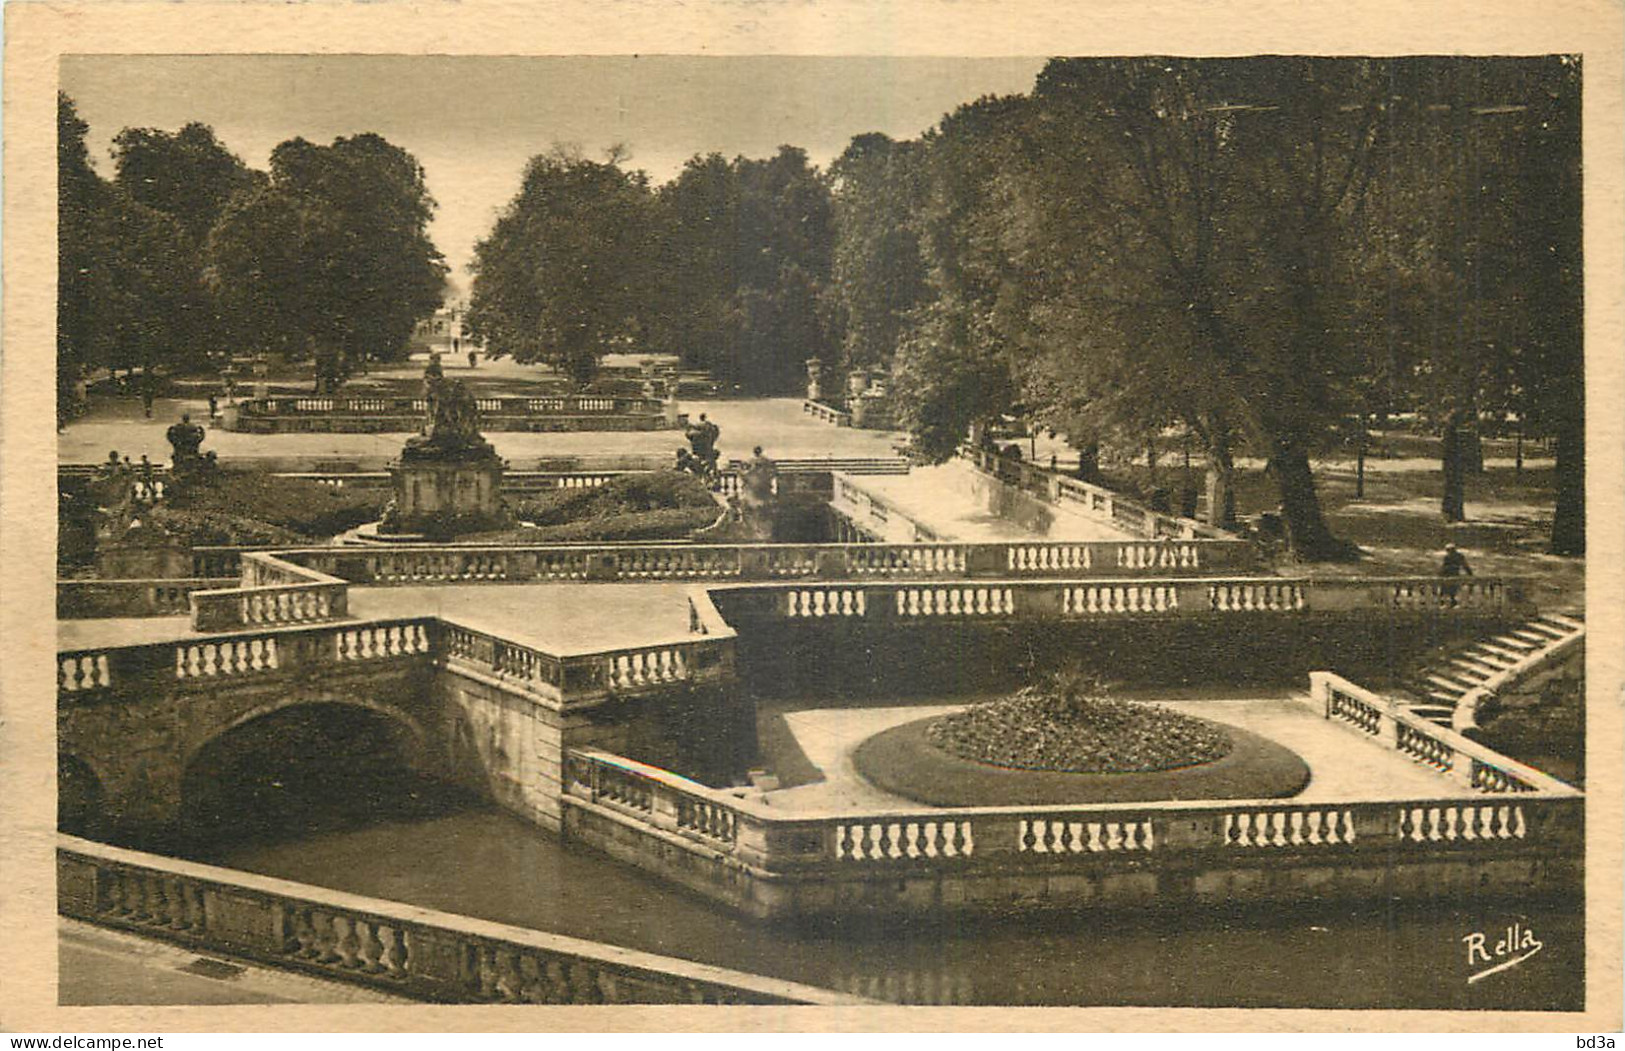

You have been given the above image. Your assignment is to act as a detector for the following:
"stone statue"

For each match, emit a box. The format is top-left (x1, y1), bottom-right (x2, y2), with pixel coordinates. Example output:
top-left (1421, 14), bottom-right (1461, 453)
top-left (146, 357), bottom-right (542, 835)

top-left (165, 413), bottom-right (216, 484)
top-left (402, 378), bottom-right (495, 463)
top-left (741, 445), bottom-right (777, 505)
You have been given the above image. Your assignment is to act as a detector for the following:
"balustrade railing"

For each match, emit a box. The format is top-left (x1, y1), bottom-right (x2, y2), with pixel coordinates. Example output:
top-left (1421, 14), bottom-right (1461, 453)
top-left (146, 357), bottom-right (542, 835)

top-left (562, 747), bottom-right (1583, 886)
top-left (239, 395), bottom-right (667, 419)
top-left (57, 835), bottom-right (862, 1004)
top-left (1310, 671), bottom-right (1578, 795)
top-left (270, 538), bottom-right (1257, 587)
top-left (57, 617), bottom-right (436, 701)
top-left (190, 551), bottom-right (350, 631)
top-left (959, 444), bottom-right (1226, 541)
top-left (720, 575), bottom-right (1522, 623)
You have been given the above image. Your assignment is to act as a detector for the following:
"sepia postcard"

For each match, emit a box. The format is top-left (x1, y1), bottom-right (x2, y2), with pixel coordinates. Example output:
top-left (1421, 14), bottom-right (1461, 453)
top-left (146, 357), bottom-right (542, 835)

top-left (2, 0), bottom-right (1621, 1036)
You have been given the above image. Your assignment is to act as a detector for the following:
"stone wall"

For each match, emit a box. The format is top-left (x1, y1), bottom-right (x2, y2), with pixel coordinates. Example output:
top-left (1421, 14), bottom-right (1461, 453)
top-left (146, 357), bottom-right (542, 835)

top-left (435, 663), bottom-right (755, 831)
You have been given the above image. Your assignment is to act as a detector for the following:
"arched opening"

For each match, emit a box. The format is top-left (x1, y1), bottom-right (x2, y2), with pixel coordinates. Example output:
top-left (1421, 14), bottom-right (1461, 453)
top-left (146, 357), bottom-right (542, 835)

top-left (180, 702), bottom-right (454, 846)
top-left (58, 754), bottom-right (105, 838)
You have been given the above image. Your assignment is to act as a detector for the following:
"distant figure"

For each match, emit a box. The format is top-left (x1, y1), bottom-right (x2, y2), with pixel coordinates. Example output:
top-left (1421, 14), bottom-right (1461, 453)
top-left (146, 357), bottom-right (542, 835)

top-left (207, 393), bottom-right (219, 419)
top-left (224, 376), bottom-right (238, 405)
top-left (140, 381), bottom-right (155, 419)
top-left (467, 349), bottom-right (477, 370)
top-left (1441, 542), bottom-right (1473, 607)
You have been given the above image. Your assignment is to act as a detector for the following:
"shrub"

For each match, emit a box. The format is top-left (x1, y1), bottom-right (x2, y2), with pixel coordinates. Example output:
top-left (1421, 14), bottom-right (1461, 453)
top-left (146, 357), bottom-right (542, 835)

top-left (168, 473), bottom-right (389, 538)
top-left (465, 506), bottom-right (722, 544)
top-left (514, 470), bottom-right (716, 525)
top-left (145, 507), bottom-right (304, 547)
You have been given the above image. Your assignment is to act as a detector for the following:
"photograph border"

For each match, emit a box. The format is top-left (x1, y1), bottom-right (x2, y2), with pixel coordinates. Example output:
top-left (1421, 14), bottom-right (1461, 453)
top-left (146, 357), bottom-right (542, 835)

top-left (3, 0), bottom-right (1621, 1033)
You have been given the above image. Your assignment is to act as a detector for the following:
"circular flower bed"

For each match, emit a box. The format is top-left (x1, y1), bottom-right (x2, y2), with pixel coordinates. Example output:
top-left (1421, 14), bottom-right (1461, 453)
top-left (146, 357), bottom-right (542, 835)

top-left (851, 676), bottom-right (1311, 807)
top-left (926, 684), bottom-right (1232, 774)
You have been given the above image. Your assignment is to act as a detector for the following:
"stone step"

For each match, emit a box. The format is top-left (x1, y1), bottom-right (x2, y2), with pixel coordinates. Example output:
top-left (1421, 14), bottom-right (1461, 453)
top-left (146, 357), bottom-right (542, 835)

top-left (1449, 659), bottom-right (1501, 679)
top-left (1542, 611), bottom-right (1584, 630)
top-left (1508, 629), bottom-right (1555, 645)
top-left (1424, 674), bottom-right (1473, 695)
top-left (1519, 620), bottom-right (1568, 639)
top-left (1473, 642), bottom-right (1529, 664)
top-left (1461, 646), bottom-right (1518, 667)
top-left (1423, 690), bottom-right (1465, 708)
top-left (1488, 635), bottom-right (1539, 653)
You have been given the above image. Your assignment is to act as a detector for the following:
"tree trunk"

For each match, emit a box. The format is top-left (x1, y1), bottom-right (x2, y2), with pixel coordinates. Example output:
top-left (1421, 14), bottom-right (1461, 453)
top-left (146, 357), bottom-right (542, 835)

top-left (1268, 444), bottom-right (1353, 561)
top-left (1441, 412), bottom-right (1467, 522)
top-left (1551, 403), bottom-right (1584, 556)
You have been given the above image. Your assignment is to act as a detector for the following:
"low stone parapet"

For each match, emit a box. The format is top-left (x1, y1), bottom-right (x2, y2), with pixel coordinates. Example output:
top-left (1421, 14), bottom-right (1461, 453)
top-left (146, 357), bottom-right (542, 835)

top-left (228, 394), bottom-right (677, 434)
top-left (958, 444), bottom-right (1225, 540)
top-left (559, 744), bottom-right (1583, 920)
top-left (189, 551), bottom-right (351, 632)
top-left (57, 834), bottom-right (866, 1004)
top-left (269, 537), bottom-right (1261, 586)
top-left (1311, 671), bottom-right (1579, 794)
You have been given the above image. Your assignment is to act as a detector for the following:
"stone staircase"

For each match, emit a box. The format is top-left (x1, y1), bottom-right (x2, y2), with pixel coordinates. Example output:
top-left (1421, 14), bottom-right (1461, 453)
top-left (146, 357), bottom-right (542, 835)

top-left (1401, 611), bottom-right (1584, 727)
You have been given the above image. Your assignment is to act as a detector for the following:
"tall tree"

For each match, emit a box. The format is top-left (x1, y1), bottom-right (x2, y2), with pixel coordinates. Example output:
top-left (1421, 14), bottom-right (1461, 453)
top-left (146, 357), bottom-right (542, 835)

top-left (889, 95), bottom-right (1029, 460)
top-left (465, 147), bottom-right (654, 386)
top-left (112, 123), bottom-right (261, 243)
top-left (206, 133), bottom-right (446, 388)
top-left (647, 153), bottom-right (741, 375)
top-left (728, 146), bottom-right (836, 393)
top-left (992, 58), bottom-right (1389, 559)
top-left (825, 133), bottom-right (929, 376)
top-left (58, 93), bottom-right (104, 422)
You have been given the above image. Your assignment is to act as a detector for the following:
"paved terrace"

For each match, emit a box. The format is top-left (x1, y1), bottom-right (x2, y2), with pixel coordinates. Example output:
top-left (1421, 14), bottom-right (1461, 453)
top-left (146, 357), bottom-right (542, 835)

top-left (58, 582), bottom-right (699, 654)
top-left (756, 690), bottom-right (1484, 814)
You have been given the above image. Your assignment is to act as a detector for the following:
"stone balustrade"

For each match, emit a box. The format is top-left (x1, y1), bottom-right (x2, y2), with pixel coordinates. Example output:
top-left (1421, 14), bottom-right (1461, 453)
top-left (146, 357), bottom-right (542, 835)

top-left (189, 551), bottom-right (351, 632)
top-left (959, 445), bottom-right (1227, 540)
top-left (57, 835), bottom-right (864, 1004)
top-left (57, 578), bottom-right (237, 619)
top-left (269, 537), bottom-right (1257, 587)
top-left (58, 617), bottom-right (435, 701)
top-left (727, 575), bottom-right (1524, 623)
top-left (435, 601), bottom-right (733, 709)
top-left (230, 394), bottom-right (674, 434)
top-left (560, 744), bottom-right (1583, 919)
top-left (1311, 671), bottom-right (1578, 795)
top-left (803, 400), bottom-right (853, 427)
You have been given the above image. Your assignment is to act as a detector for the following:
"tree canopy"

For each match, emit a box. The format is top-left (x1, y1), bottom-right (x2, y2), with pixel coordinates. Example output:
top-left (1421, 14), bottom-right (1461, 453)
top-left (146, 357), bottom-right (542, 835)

top-left (206, 133), bottom-right (447, 387)
top-left (465, 147), bottom-right (656, 386)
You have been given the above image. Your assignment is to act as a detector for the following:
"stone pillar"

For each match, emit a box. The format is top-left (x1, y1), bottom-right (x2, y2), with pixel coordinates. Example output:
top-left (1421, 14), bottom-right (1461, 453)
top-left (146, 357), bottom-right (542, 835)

top-left (806, 359), bottom-right (824, 402)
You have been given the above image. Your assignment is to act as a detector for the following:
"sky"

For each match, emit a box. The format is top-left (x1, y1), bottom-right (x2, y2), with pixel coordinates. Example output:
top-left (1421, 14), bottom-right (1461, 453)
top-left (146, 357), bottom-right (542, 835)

top-left (61, 55), bottom-right (1047, 292)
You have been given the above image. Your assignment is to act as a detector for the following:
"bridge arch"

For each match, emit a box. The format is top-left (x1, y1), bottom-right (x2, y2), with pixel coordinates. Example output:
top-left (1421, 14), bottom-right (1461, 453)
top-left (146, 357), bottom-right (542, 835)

top-left (179, 697), bottom-right (439, 839)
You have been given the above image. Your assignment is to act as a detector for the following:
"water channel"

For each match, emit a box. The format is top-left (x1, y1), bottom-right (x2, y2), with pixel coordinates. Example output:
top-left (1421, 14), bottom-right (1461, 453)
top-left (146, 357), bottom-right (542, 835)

top-left (167, 776), bottom-right (1584, 1011)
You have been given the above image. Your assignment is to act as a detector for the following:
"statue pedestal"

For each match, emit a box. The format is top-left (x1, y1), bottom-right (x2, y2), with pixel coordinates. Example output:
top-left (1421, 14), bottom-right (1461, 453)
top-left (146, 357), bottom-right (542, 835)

top-left (384, 454), bottom-right (512, 536)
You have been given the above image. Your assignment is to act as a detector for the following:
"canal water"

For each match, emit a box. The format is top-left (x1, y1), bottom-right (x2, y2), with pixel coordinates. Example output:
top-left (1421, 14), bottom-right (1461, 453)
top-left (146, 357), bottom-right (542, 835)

top-left (175, 783), bottom-right (1584, 1011)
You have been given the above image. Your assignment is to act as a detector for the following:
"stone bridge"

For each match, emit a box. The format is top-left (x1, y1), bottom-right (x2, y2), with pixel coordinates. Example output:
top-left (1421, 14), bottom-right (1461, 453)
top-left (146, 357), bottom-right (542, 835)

top-left (58, 613), bottom-right (746, 840)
